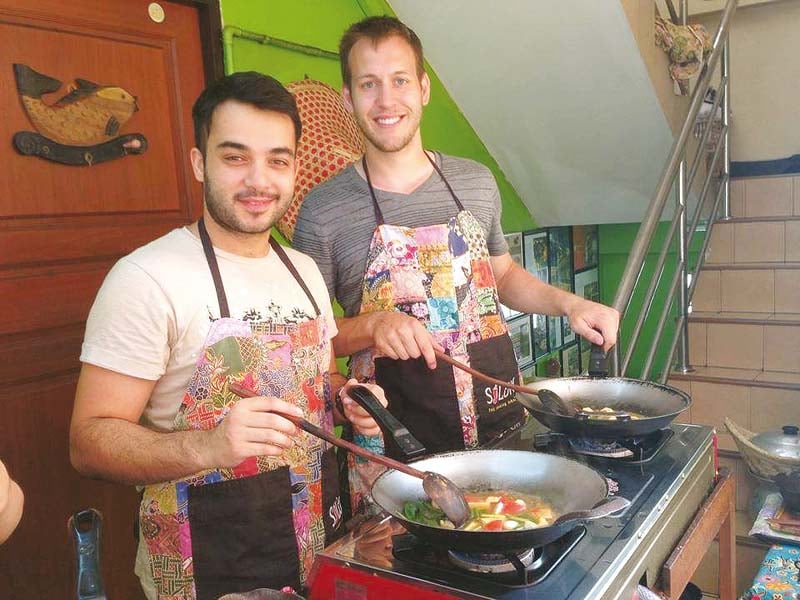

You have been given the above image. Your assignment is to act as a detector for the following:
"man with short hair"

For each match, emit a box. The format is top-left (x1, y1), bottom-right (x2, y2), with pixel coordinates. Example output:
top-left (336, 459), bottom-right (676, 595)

top-left (70, 71), bottom-right (387, 599)
top-left (293, 16), bottom-right (619, 507)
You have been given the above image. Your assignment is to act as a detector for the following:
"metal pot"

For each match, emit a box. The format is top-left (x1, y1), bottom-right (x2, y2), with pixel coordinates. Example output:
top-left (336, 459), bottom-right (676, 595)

top-left (370, 449), bottom-right (630, 552)
top-left (519, 376), bottom-right (691, 438)
top-left (750, 425), bottom-right (800, 460)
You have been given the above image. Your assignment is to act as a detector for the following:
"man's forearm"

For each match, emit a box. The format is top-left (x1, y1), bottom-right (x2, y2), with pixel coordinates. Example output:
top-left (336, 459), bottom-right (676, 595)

top-left (496, 261), bottom-right (582, 317)
top-left (70, 417), bottom-right (213, 486)
top-left (332, 313), bottom-right (382, 357)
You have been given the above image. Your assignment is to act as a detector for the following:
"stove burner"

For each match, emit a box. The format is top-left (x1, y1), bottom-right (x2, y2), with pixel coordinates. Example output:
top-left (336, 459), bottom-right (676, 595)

top-left (447, 546), bottom-right (542, 574)
top-left (534, 428), bottom-right (675, 463)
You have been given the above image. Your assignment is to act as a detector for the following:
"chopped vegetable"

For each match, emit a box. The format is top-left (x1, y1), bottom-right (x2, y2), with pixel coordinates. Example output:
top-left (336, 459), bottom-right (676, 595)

top-left (402, 490), bottom-right (556, 531)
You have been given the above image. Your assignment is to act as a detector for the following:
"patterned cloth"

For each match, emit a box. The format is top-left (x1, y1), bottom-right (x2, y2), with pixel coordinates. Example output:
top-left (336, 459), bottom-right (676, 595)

top-left (742, 544), bottom-right (800, 600)
top-left (654, 16), bottom-right (713, 95)
top-left (140, 314), bottom-right (338, 598)
top-left (280, 79), bottom-right (364, 241)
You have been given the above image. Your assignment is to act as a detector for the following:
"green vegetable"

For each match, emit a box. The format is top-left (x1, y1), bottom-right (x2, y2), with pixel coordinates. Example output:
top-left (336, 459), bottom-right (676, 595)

top-left (403, 499), bottom-right (447, 527)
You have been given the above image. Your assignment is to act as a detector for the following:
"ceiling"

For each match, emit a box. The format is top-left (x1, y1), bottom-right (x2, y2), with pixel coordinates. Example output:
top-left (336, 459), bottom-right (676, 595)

top-left (389, 0), bottom-right (676, 226)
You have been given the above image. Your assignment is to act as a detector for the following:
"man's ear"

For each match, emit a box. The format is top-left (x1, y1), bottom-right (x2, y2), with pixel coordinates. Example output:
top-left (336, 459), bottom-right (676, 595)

top-left (189, 147), bottom-right (205, 183)
top-left (342, 85), bottom-right (354, 114)
top-left (421, 72), bottom-right (431, 106)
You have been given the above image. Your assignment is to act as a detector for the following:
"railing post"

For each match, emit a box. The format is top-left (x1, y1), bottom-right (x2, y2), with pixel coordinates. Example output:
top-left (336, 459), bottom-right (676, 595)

top-left (721, 39), bottom-right (732, 219)
top-left (677, 159), bottom-right (694, 374)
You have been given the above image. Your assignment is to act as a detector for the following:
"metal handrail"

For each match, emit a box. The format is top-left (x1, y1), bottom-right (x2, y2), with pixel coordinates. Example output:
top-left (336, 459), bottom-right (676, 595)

top-left (611, 0), bottom-right (738, 379)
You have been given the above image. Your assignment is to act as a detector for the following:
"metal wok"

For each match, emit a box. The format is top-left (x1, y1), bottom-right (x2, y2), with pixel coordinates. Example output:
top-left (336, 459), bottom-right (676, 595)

top-left (371, 449), bottom-right (629, 552)
top-left (519, 376), bottom-right (691, 438)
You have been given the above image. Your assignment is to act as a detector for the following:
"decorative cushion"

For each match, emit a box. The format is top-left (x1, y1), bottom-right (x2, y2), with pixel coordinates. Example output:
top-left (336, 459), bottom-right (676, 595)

top-left (280, 79), bottom-right (365, 241)
top-left (743, 544), bottom-right (800, 600)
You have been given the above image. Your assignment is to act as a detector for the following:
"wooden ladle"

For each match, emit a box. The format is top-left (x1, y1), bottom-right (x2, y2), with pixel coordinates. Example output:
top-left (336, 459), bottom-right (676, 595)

top-left (228, 382), bottom-right (471, 527)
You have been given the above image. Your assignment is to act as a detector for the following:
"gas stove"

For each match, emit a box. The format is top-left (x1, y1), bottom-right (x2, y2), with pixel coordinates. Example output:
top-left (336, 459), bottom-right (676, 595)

top-left (309, 422), bottom-right (715, 600)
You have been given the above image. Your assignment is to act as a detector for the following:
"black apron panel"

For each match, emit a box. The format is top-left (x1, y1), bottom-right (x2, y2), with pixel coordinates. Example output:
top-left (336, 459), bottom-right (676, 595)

top-left (466, 334), bottom-right (526, 446)
top-left (320, 446), bottom-right (345, 543)
top-left (188, 468), bottom-right (300, 600)
top-left (374, 356), bottom-right (464, 458)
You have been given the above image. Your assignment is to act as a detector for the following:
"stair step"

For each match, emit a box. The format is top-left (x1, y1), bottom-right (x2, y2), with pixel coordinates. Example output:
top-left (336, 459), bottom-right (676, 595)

top-left (671, 365), bottom-right (800, 390)
top-left (687, 320), bottom-right (800, 371)
top-left (730, 175), bottom-right (799, 219)
top-left (689, 311), bottom-right (800, 325)
top-left (692, 265), bottom-right (800, 314)
top-left (704, 217), bottom-right (800, 264)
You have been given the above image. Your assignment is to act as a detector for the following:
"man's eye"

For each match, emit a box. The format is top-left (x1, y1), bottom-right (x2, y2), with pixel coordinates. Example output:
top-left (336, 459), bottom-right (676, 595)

top-left (395, 77), bottom-right (409, 86)
top-left (224, 155), bottom-right (245, 163)
top-left (270, 159), bottom-right (290, 167)
top-left (361, 80), bottom-right (375, 90)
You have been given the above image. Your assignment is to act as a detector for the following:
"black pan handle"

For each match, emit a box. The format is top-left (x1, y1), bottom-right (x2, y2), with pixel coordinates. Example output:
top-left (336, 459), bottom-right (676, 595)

top-left (587, 343), bottom-right (609, 378)
top-left (552, 496), bottom-right (630, 527)
top-left (346, 385), bottom-right (427, 461)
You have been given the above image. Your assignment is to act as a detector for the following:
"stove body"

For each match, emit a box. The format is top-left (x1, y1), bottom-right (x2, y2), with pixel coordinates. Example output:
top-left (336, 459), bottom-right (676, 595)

top-left (309, 423), bottom-right (715, 599)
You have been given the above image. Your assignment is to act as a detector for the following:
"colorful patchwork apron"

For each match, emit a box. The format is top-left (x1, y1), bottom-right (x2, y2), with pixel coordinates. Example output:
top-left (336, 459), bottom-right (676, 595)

top-left (139, 220), bottom-right (343, 600)
top-left (349, 153), bottom-right (525, 460)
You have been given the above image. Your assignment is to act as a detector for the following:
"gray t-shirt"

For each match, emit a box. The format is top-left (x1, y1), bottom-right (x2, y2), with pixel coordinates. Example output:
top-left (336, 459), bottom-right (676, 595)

top-left (293, 153), bottom-right (509, 317)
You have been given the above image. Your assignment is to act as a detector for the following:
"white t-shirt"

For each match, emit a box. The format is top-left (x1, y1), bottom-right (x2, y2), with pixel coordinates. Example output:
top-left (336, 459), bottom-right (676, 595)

top-left (81, 226), bottom-right (337, 432)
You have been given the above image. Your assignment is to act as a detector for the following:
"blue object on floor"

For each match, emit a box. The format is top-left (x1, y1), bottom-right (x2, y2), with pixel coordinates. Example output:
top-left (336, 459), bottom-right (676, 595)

top-left (742, 544), bottom-right (800, 599)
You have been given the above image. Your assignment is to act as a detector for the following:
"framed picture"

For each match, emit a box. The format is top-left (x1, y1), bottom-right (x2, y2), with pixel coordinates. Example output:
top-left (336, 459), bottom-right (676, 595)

top-left (531, 312), bottom-right (549, 359)
top-left (507, 315), bottom-right (533, 367)
top-left (536, 354), bottom-right (561, 378)
top-left (561, 343), bottom-right (580, 377)
top-left (547, 315), bottom-right (563, 349)
top-left (580, 347), bottom-right (591, 374)
top-left (523, 230), bottom-right (549, 284)
top-left (574, 267), bottom-right (600, 303)
top-left (500, 232), bottom-right (524, 319)
top-left (547, 227), bottom-right (573, 293)
top-left (520, 362), bottom-right (537, 384)
top-left (562, 316), bottom-right (576, 345)
top-left (572, 225), bottom-right (599, 271)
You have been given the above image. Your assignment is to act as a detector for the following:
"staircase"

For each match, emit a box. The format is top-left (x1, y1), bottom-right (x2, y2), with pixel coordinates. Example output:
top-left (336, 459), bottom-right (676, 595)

top-left (668, 173), bottom-right (800, 595)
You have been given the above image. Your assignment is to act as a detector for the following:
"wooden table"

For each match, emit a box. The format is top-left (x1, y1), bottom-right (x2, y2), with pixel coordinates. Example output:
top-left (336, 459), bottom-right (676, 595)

top-left (656, 466), bottom-right (736, 599)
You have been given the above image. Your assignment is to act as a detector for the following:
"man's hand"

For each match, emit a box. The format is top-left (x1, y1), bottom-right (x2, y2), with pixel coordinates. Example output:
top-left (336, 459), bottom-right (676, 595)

top-left (370, 312), bottom-right (443, 369)
top-left (205, 396), bottom-right (304, 468)
top-left (339, 379), bottom-right (389, 437)
top-left (566, 298), bottom-right (620, 352)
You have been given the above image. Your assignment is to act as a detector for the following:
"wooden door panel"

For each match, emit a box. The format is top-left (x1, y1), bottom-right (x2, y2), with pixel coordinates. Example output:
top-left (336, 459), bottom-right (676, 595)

top-left (0, 220), bottom-right (180, 267)
top-left (0, 1), bottom-right (210, 597)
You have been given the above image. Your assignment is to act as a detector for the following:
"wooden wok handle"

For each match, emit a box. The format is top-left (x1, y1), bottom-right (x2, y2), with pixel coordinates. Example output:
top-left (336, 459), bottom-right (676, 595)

top-left (434, 350), bottom-right (540, 396)
top-left (228, 382), bottom-right (425, 480)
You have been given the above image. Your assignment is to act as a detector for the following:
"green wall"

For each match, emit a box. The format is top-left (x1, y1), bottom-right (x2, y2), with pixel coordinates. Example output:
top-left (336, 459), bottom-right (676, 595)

top-left (219, 0), bottom-right (534, 232)
top-left (599, 222), bottom-right (704, 380)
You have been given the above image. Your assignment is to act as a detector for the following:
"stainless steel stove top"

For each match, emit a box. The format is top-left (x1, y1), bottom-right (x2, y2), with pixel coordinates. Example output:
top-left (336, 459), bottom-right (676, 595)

top-left (309, 422), bottom-right (715, 600)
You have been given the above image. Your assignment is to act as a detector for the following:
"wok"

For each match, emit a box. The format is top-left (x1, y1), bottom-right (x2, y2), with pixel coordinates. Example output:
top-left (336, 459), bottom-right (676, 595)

top-left (371, 449), bottom-right (630, 552)
top-left (520, 376), bottom-right (691, 438)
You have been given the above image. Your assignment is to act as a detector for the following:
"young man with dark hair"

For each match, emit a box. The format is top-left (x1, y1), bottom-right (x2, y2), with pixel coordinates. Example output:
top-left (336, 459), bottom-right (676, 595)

top-left (293, 16), bottom-right (620, 508)
top-left (70, 71), bottom-right (387, 599)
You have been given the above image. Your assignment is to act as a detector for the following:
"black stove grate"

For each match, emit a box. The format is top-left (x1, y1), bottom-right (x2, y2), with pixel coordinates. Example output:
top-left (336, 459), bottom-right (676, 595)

top-left (391, 526), bottom-right (586, 588)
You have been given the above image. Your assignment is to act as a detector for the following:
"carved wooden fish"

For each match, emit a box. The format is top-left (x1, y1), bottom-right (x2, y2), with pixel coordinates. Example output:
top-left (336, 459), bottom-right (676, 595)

top-left (14, 63), bottom-right (139, 146)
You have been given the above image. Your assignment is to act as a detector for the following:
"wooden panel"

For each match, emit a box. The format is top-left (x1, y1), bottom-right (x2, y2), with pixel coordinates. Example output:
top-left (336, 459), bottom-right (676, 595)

top-left (0, 376), bottom-right (142, 598)
top-left (0, 1), bottom-right (211, 597)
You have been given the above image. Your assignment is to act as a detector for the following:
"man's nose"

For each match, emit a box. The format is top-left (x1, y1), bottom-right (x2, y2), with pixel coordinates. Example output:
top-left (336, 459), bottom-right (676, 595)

top-left (376, 82), bottom-right (396, 107)
top-left (245, 162), bottom-right (272, 191)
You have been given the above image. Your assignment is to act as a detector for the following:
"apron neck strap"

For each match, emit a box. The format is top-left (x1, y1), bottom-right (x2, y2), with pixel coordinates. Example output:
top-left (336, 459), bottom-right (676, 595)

top-left (198, 218), bottom-right (231, 319)
top-left (362, 151), bottom-right (465, 226)
top-left (197, 218), bottom-right (321, 319)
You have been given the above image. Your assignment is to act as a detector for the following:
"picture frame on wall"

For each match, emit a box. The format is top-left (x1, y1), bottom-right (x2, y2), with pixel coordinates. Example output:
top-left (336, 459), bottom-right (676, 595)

top-left (580, 346), bottom-right (591, 375)
top-left (562, 313), bottom-right (576, 345)
top-left (547, 314), bottom-right (563, 350)
top-left (531, 312), bottom-right (549, 359)
top-left (574, 267), bottom-right (600, 303)
top-left (523, 230), bottom-right (549, 284)
top-left (572, 225), bottom-right (599, 271)
top-left (561, 343), bottom-right (580, 377)
top-left (536, 354), bottom-right (562, 379)
top-left (547, 226), bottom-right (573, 293)
top-left (520, 362), bottom-right (537, 384)
top-left (500, 232), bottom-right (524, 320)
top-left (507, 315), bottom-right (533, 367)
